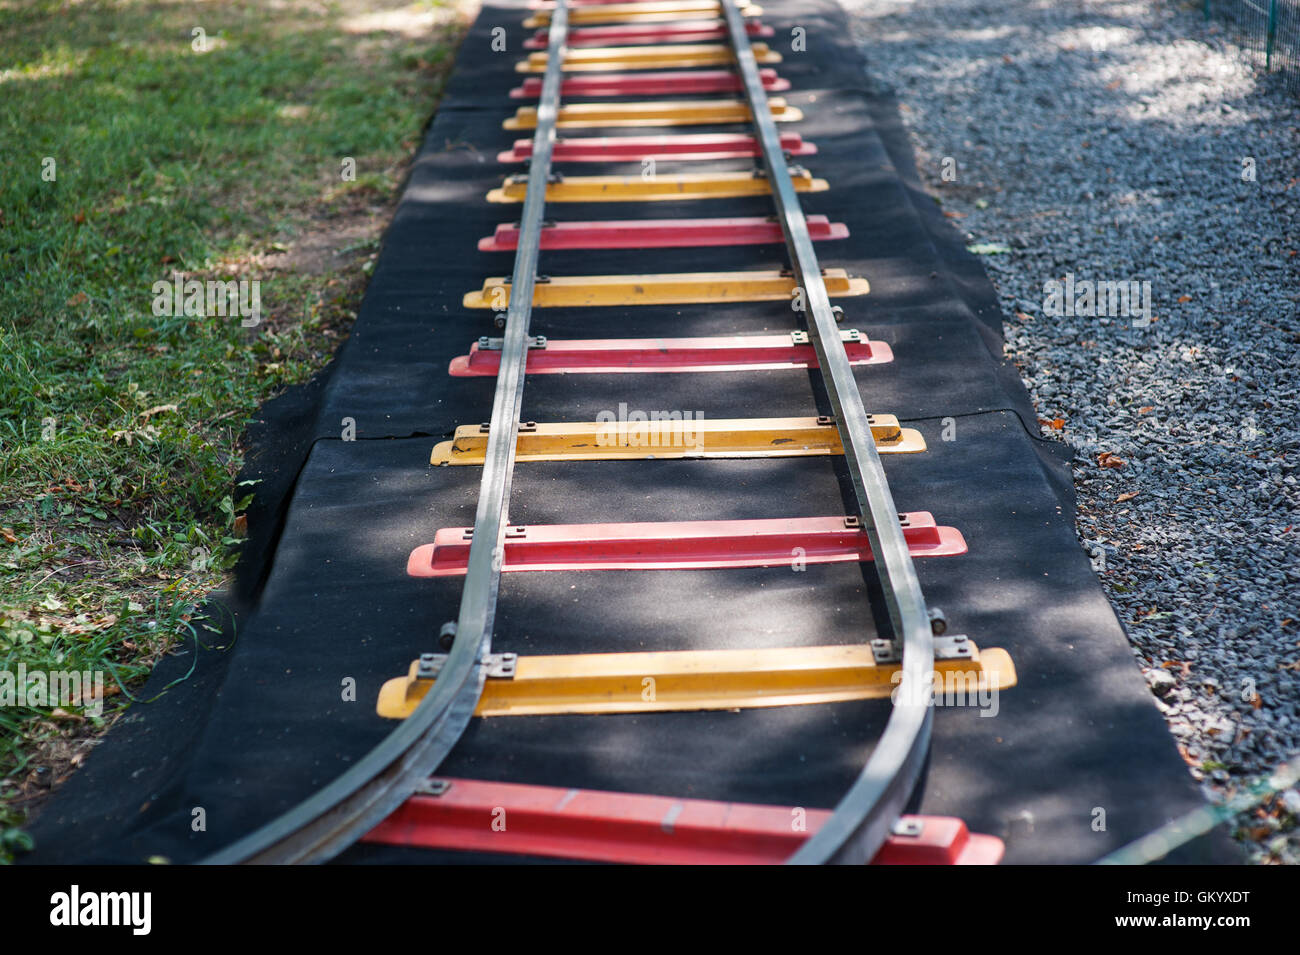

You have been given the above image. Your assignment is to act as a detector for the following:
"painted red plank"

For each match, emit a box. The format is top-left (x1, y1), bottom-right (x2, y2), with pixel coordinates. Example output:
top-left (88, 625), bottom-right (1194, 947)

top-left (407, 514), bottom-right (967, 577)
top-left (478, 215), bottom-right (841, 252)
top-left (450, 331), bottom-right (887, 375)
top-left (363, 777), bottom-right (1005, 866)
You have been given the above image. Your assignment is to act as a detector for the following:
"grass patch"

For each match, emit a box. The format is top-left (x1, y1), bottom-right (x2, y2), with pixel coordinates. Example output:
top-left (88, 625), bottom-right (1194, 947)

top-left (0, 0), bottom-right (473, 860)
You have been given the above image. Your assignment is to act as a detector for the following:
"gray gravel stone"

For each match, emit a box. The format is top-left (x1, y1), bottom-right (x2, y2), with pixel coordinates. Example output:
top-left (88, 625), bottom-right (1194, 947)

top-left (841, 0), bottom-right (1300, 862)
top-left (1148, 669), bottom-right (1178, 696)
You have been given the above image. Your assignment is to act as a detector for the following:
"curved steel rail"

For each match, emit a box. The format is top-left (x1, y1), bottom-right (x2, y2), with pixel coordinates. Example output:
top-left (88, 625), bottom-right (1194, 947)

top-left (200, 0), bottom-right (571, 865)
top-left (715, 0), bottom-right (939, 865)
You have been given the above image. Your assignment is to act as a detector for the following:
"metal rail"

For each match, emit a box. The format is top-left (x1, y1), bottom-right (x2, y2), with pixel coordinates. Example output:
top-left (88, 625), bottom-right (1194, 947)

top-left (716, 0), bottom-right (938, 865)
top-left (199, 0), bottom-right (570, 865)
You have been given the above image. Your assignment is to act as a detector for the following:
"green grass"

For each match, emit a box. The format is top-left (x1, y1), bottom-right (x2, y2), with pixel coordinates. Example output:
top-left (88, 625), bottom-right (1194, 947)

top-left (0, 0), bottom-right (472, 859)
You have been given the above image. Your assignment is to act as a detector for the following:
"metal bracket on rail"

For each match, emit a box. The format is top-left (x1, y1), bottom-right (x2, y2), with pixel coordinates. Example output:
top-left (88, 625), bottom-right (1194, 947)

top-left (934, 635), bottom-right (974, 661)
top-left (476, 335), bottom-right (548, 351)
top-left (869, 638), bottom-right (900, 665)
top-left (868, 636), bottom-right (976, 665)
top-left (416, 652), bottom-right (518, 682)
top-left (458, 525), bottom-right (527, 540)
top-left (869, 610), bottom-right (972, 665)
top-left (791, 329), bottom-right (860, 346)
top-left (891, 817), bottom-right (924, 837)
top-left (474, 421), bottom-right (538, 434)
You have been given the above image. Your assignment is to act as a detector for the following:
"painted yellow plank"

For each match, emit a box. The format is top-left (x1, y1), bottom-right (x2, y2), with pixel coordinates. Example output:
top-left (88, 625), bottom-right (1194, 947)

top-left (527, 2), bottom-right (762, 29)
top-left (431, 416), bottom-right (925, 464)
top-left (504, 98), bottom-right (801, 130)
top-left (378, 643), bottom-right (1017, 718)
top-left (516, 42), bottom-right (781, 72)
top-left (488, 169), bottom-right (823, 204)
top-left (463, 269), bottom-right (869, 309)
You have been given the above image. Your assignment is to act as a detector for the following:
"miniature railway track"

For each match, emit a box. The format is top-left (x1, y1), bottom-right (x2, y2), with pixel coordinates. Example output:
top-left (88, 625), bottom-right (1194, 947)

top-left (203, 0), bottom-right (1016, 866)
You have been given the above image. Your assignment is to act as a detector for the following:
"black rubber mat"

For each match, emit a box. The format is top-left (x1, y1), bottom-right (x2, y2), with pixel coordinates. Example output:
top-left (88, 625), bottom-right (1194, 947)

top-left (24, 0), bottom-right (1237, 865)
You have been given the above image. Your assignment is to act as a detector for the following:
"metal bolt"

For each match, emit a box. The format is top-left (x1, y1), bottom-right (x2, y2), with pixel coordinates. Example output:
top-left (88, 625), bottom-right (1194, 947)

top-left (438, 622), bottom-right (457, 651)
top-left (928, 608), bottom-right (947, 636)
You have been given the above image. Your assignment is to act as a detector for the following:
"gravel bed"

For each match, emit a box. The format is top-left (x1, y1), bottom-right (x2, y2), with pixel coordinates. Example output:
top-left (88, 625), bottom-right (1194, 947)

top-left (836, 0), bottom-right (1300, 861)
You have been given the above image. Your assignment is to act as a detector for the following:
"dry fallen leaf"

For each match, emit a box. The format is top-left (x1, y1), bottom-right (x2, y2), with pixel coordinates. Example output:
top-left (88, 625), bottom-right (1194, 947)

top-left (943, 210), bottom-right (966, 219)
top-left (1177, 294), bottom-right (1193, 303)
top-left (1138, 405), bottom-right (1155, 414)
top-left (233, 514), bottom-right (248, 537)
top-left (1, 527), bottom-right (16, 543)
top-left (1097, 451), bottom-right (1126, 469)
top-left (66, 291), bottom-right (88, 307)
top-left (1117, 491), bottom-right (1139, 502)
top-left (1106, 79), bottom-right (1122, 90)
